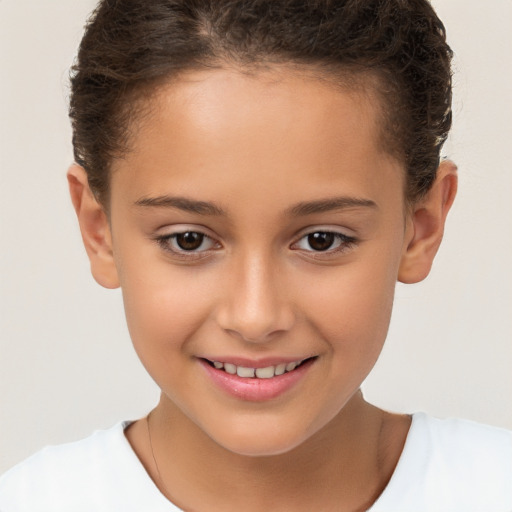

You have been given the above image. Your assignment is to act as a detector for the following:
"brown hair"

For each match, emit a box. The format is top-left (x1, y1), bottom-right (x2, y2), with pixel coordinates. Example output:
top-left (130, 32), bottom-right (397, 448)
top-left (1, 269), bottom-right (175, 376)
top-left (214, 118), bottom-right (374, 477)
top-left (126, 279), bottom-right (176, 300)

top-left (69, 0), bottom-right (453, 206)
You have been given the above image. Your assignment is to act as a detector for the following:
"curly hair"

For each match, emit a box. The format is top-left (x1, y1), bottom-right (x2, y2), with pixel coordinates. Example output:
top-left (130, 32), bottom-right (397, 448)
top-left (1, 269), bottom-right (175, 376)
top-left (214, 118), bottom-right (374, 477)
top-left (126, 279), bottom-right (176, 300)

top-left (69, 0), bottom-right (452, 206)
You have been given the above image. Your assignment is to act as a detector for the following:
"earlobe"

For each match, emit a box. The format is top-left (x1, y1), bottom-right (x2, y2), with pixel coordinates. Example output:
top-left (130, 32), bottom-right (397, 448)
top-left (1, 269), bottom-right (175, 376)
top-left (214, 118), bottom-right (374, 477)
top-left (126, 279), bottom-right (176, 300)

top-left (67, 165), bottom-right (120, 289)
top-left (398, 160), bottom-right (458, 284)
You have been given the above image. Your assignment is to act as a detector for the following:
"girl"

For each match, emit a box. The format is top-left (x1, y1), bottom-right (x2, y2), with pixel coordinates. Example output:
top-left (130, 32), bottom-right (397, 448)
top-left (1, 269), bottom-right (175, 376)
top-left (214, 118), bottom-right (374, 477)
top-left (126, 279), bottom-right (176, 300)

top-left (1, 1), bottom-right (511, 510)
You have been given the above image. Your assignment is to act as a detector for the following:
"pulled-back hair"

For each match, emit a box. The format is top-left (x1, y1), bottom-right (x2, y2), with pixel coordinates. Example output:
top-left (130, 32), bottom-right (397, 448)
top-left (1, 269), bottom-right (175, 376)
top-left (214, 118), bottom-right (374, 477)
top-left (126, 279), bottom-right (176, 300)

top-left (69, 0), bottom-right (452, 205)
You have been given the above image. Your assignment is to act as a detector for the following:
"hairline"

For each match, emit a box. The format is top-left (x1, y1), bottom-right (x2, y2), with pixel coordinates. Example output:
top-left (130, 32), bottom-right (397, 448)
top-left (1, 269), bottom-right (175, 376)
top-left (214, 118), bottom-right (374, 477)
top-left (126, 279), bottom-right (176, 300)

top-left (98, 60), bottom-right (408, 214)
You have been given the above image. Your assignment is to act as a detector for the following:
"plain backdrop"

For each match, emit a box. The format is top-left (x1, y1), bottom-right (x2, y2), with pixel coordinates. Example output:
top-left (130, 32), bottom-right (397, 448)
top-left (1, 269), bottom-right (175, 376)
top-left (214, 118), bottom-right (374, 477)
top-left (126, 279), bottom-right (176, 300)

top-left (1, 0), bottom-right (511, 474)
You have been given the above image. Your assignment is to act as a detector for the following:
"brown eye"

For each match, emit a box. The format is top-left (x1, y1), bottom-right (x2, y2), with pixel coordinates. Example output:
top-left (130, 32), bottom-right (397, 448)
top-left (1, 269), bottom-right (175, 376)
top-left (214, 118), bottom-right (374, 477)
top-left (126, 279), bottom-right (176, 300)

top-left (175, 232), bottom-right (205, 251)
top-left (292, 230), bottom-right (357, 256)
top-left (155, 230), bottom-right (219, 258)
top-left (307, 232), bottom-right (335, 251)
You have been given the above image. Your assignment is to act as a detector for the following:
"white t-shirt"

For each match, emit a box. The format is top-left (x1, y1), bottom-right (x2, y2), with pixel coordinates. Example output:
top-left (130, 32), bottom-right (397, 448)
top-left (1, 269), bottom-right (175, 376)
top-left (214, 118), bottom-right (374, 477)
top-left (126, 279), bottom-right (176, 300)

top-left (0, 413), bottom-right (511, 511)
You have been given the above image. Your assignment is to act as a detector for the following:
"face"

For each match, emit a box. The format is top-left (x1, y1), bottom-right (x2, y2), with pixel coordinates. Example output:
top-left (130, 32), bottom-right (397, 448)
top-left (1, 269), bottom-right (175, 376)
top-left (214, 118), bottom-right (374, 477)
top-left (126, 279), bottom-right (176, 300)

top-left (108, 68), bottom-right (412, 456)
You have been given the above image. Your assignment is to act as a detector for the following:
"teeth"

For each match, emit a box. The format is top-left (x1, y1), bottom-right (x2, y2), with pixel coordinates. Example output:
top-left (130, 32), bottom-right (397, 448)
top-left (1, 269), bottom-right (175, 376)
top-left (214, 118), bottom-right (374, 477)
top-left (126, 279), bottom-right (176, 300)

top-left (237, 366), bottom-right (255, 378)
top-left (274, 363), bottom-right (286, 376)
top-left (224, 363), bottom-right (237, 375)
top-left (285, 362), bottom-right (297, 372)
top-left (211, 359), bottom-right (306, 379)
top-left (255, 366), bottom-right (275, 379)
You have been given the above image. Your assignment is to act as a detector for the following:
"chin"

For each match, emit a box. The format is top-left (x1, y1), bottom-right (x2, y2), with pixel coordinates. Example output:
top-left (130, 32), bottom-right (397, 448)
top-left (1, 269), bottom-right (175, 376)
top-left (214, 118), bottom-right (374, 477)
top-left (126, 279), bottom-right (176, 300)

top-left (205, 417), bottom-right (316, 458)
top-left (218, 435), bottom-right (304, 458)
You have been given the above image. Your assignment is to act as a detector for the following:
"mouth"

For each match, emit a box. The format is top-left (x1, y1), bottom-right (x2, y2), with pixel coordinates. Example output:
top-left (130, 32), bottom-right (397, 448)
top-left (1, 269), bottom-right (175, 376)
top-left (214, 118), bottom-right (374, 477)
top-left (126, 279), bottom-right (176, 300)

top-left (199, 356), bottom-right (317, 401)
top-left (202, 357), bottom-right (315, 379)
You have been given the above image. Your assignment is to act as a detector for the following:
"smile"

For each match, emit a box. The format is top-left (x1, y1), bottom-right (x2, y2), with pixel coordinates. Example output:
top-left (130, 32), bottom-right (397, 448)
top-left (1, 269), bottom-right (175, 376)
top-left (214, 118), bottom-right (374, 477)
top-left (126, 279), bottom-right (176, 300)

top-left (206, 358), bottom-right (310, 379)
top-left (200, 356), bottom-right (316, 401)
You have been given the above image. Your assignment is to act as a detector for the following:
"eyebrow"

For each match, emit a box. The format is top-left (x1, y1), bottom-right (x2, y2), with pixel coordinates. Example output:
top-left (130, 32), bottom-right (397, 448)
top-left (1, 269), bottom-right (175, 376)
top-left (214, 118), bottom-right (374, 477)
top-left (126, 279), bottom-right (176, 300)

top-left (286, 197), bottom-right (377, 216)
top-left (134, 195), bottom-right (377, 216)
top-left (134, 196), bottom-right (226, 216)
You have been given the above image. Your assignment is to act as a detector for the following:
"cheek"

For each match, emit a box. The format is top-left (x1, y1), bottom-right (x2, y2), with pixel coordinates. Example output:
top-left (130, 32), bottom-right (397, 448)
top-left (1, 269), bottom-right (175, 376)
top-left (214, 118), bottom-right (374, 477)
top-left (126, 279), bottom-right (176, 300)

top-left (117, 258), bottom-right (217, 372)
top-left (301, 255), bottom-right (398, 358)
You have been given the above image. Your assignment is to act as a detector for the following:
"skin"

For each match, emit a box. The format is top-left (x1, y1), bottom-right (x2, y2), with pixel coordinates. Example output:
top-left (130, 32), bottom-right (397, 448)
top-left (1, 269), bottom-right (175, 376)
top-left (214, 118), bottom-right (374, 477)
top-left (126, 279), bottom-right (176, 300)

top-left (68, 67), bottom-right (457, 511)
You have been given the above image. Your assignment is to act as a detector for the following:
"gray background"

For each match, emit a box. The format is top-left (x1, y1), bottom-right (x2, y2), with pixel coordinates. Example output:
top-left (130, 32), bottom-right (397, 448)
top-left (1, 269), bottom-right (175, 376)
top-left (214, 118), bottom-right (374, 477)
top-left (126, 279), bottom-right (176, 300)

top-left (1, 0), bottom-right (511, 474)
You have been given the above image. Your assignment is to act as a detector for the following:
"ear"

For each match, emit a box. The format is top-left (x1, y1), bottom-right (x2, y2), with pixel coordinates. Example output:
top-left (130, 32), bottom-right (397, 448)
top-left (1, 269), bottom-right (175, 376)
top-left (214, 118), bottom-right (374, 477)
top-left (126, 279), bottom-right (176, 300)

top-left (398, 160), bottom-right (458, 284)
top-left (67, 164), bottom-right (120, 289)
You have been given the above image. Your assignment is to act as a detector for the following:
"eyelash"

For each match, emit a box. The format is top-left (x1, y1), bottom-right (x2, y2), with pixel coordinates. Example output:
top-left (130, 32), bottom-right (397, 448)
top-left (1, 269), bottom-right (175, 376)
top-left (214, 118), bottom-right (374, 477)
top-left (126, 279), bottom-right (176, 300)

top-left (291, 231), bottom-right (357, 257)
top-left (155, 231), bottom-right (219, 260)
top-left (154, 230), bottom-right (357, 260)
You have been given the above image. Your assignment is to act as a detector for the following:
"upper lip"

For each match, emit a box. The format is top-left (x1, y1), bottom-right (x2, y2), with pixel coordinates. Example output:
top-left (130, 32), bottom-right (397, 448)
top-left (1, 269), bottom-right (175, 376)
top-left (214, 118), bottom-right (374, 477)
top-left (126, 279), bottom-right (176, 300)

top-left (199, 356), bottom-right (316, 368)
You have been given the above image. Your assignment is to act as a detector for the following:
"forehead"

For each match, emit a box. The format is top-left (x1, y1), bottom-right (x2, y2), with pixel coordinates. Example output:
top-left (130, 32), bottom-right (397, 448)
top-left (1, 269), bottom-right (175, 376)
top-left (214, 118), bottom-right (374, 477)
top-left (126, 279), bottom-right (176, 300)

top-left (135, 66), bottom-right (382, 153)
top-left (111, 67), bottom-right (404, 212)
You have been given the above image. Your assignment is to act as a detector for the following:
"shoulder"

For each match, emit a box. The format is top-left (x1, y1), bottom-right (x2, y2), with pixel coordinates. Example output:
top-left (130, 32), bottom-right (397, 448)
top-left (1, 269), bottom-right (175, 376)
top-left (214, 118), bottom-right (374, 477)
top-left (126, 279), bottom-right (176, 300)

top-left (372, 413), bottom-right (512, 512)
top-left (416, 413), bottom-right (512, 475)
top-left (0, 421), bottom-right (172, 512)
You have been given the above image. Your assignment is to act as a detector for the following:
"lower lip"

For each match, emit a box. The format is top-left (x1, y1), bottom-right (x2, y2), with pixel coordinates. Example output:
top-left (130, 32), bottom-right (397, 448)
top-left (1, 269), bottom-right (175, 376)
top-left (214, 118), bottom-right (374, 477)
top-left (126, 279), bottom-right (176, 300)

top-left (199, 358), bottom-right (315, 402)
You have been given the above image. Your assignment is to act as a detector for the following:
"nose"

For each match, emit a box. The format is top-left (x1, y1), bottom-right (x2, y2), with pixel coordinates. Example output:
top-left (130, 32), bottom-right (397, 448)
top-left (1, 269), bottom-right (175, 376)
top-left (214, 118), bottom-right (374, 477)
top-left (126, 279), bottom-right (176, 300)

top-left (216, 252), bottom-right (295, 343)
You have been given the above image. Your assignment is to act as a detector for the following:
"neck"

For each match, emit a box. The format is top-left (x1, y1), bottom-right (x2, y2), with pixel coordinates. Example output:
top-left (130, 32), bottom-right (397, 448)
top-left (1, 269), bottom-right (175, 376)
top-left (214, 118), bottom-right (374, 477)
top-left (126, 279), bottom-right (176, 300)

top-left (127, 391), bottom-right (410, 512)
